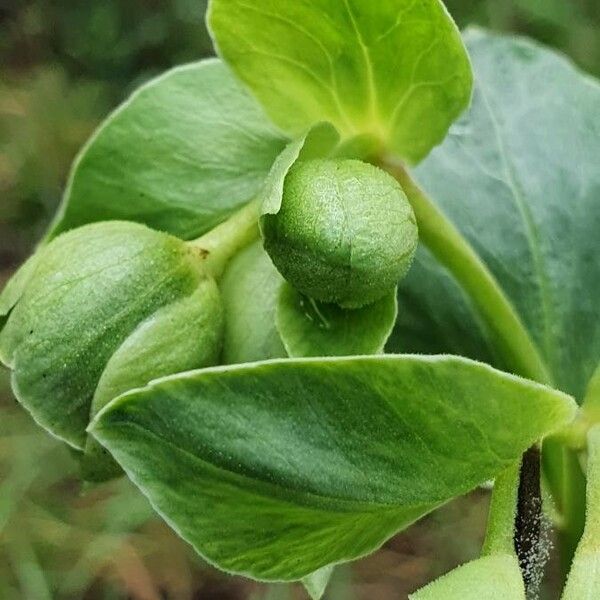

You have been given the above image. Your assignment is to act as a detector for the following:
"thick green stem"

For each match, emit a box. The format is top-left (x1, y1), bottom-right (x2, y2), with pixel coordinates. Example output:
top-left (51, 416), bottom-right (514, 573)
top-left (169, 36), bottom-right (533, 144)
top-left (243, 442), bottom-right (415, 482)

top-left (542, 440), bottom-right (586, 576)
top-left (382, 160), bottom-right (552, 385)
top-left (188, 198), bottom-right (261, 279)
top-left (482, 462), bottom-right (520, 557)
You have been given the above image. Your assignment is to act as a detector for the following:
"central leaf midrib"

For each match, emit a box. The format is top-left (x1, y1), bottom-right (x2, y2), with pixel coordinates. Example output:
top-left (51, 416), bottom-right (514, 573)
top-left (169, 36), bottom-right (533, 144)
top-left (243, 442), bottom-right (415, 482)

top-left (342, 0), bottom-right (379, 127)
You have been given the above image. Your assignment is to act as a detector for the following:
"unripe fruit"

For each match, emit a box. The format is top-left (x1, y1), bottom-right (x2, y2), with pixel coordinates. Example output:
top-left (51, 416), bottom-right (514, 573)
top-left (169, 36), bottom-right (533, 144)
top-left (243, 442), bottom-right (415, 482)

top-left (262, 159), bottom-right (418, 308)
top-left (0, 221), bottom-right (224, 450)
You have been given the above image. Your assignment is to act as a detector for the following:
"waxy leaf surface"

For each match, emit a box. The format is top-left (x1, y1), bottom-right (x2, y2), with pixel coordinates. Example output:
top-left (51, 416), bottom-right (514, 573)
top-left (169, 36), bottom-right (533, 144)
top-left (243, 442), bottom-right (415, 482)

top-left (49, 60), bottom-right (288, 240)
top-left (394, 30), bottom-right (600, 400)
top-left (91, 355), bottom-right (575, 581)
top-left (208, 0), bottom-right (472, 163)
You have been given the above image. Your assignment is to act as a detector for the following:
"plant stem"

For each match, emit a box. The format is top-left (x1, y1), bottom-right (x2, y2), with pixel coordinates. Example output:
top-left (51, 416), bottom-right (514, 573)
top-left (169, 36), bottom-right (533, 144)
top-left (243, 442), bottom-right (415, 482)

top-left (188, 198), bottom-right (261, 279)
top-left (482, 462), bottom-right (520, 557)
top-left (381, 159), bottom-right (552, 386)
top-left (542, 440), bottom-right (586, 576)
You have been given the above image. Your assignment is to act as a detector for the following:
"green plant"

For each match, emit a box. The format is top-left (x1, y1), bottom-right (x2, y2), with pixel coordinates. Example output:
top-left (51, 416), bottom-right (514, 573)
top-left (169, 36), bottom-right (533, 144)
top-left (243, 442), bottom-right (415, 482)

top-left (1, 1), bottom-right (598, 598)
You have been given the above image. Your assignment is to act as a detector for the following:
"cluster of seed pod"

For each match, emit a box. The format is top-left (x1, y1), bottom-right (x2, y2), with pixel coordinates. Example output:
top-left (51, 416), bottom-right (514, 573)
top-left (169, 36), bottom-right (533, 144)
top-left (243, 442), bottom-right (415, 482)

top-left (0, 155), bottom-right (418, 480)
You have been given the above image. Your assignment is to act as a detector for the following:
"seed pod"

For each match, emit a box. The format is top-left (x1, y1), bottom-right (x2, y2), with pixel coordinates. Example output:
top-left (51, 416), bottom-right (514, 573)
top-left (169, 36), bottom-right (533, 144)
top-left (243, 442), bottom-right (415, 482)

top-left (0, 221), bottom-right (223, 450)
top-left (262, 159), bottom-right (418, 308)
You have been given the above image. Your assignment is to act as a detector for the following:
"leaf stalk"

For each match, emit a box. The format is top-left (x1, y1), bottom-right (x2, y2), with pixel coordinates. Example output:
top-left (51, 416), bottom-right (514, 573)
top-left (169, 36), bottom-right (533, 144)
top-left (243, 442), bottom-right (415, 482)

top-left (188, 197), bottom-right (262, 279)
top-left (381, 159), bottom-right (552, 387)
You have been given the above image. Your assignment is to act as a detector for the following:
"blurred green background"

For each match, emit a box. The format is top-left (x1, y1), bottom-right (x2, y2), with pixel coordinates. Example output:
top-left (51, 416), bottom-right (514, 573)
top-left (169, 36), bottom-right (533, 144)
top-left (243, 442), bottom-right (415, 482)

top-left (0, 1), bottom-right (598, 598)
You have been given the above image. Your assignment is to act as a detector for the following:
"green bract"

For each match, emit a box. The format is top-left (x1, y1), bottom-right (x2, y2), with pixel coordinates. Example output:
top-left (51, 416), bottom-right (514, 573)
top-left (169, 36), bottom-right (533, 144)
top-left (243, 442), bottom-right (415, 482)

top-left (82, 277), bottom-right (224, 481)
top-left (208, 0), bottom-right (473, 163)
top-left (262, 159), bottom-right (418, 308)
top-left (49, 59), bottom-right (288, 241)
top-left (220, 241), bottom-right (287, 365)
top-left (277, 283), bottom-right (398, 357)
top-left (0, 221), bottom-right (223, 449)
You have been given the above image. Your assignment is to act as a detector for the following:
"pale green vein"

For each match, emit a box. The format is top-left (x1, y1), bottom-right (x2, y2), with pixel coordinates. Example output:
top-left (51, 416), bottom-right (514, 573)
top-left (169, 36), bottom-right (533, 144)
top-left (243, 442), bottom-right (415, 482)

top-left (342, 0), bottom-right (379, 126)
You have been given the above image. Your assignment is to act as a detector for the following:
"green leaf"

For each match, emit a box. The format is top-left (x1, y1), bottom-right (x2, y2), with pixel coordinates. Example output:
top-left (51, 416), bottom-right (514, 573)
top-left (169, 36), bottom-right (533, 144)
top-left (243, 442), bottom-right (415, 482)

top-left (409, 554), bottom-right (525, 599)
top-left (0, 222), bottom-right (209, 448)
top-left (277, 283), bottom-right (397, 357)
top-left (260, 123), bottom-right (339, 218)
top-left (208, 0), bottom-right (472, 163)
top-left (49, 59), bottom-right (288, 241)
top-left (388, 245), bottom-right (497, 364)
top-left (561, 425), bottom-right (600, 599)
top-left (395, 30), bottom-right (600, 400)
top-left (90, 355), bottom-right (575, 581)
top-left (220, 241), bottom-right (286, 364)
top-left (82, 278), bottom-right (224, 482)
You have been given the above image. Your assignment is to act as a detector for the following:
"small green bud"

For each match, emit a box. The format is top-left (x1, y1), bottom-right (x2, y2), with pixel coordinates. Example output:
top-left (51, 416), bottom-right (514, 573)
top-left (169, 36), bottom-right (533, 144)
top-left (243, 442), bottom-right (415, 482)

top-left (262, 159), bottom-right (418, 308)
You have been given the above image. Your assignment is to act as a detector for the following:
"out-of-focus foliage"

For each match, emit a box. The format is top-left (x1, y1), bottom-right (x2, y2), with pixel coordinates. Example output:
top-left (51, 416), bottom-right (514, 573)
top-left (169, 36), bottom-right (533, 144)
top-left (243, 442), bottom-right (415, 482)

top-left (446, 0), bottom-right (600, 78)
top-left (1, 0), bottom-right (213, 258)
top-left (0, 0), bottom-right (212, 80)
top-left (0, 370), bottom-right (256, 600)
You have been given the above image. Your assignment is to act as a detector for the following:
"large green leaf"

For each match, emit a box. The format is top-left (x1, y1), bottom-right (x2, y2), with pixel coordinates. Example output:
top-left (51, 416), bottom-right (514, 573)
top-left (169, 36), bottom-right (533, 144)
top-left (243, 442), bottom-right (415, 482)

top-left (561, 425), bottom-right (600, 599)
top-left (277, 284), bottom-right (397, 357)
top-left (90, 355), bottom-right (575, 581)
top-left (49, 59), bottom-right (288, 240)
top-left (388, 245), bottom-right (498, 366)
top-left (208, 0), bottom-right (472, 163)
top-left (394, 30), bottom-right (600, 400)
top-left (0, 222), bottom-right (208, 448)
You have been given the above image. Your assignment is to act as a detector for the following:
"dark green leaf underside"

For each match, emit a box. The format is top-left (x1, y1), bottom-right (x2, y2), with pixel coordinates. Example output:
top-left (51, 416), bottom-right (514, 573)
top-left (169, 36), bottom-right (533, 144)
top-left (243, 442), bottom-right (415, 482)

top-left (406, 30), bottom-right (600, 400)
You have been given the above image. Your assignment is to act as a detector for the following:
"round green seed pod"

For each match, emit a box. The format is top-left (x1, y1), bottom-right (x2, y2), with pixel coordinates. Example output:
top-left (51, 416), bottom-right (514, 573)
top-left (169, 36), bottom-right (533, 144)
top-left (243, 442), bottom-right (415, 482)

top-left (262, 159), bottom-right (418, 308)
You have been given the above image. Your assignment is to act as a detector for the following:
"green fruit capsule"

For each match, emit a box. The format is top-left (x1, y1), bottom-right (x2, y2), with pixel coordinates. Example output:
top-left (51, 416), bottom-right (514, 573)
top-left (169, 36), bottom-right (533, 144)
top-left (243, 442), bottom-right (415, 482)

top-left (262, 159), bottom-right (418, 309)
top-left (0, 221), bottom-right (223, 450)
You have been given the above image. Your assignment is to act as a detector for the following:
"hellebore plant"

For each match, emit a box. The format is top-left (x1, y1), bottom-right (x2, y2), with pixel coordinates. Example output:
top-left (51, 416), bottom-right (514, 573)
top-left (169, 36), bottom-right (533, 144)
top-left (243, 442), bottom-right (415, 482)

top-left (1, 1), bottom-right (599, 598)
